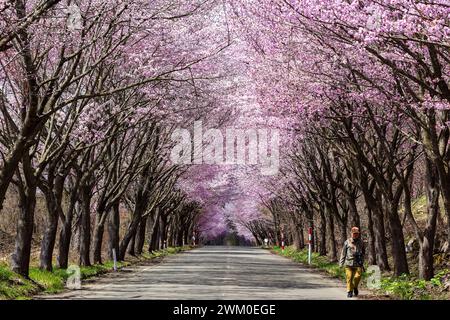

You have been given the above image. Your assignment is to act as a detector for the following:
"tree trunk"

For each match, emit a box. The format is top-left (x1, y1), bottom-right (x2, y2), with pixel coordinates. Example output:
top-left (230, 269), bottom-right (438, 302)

top-left (57, 176), bottom-right (79, 269)
top-left (150, 214), bottom-right (161, 252)
top-left (370, 194), bottom-right (390, 271)
top-left (79, 186), bottom-right (92, 266)
top-left (326, 210), bottom-right (337, 261)
top-left (146, 210), bottom-right (156, 247)
top-left (366, 205), bottom-right (377, 265)
top-left (118, 209), bottom-right (142, 260)
top-left (183, 229), bottom-right (188, 247)
top-left (439, 183), bottom-right (450, 253)
top-left (158, 215), bottom-right (167, 249)
top-left (291, 224), bottom-right (301, 250)
top-left (298, 225), bottom-right (304, 249)
top-left (57, 220), bottom-right (72, 269)
top-left (387, 200), bottom-right (409, 276)
top-left (176, 222), bottom-right (184, 247)
top-left (421, 114), bottom-right (450, 253)
top-left (11, 153), bottom-right (37, 277)
top-left (128, 232), bottom-right (136, 256)
top-left (338, 219), bottom-right (347, 248)
top-left (319, 209), bottom-right (327, 256)
top-left (165, 223), bottom-right (172, 248)
top-left (11, 181), bottom-right (36, 277)
top-left (348, 196), bottom-right (360, 229)
top-left (135, 216), bottom-right (147, 255)
top-left (92, 221), bottom-right (104, 264)
top-left (108, 202), bottom-right (120, 261)
top-left (39, 190), bottom-right (60, 271)
top-left (418, 157), bottom-right (439, 280)
top-left (119, 221), bottom-right (135, 258)
top-left (39, 208), bottom-right (58, 271)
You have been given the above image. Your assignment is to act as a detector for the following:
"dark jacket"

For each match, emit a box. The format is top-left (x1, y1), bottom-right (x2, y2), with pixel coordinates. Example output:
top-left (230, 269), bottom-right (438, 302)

top-left (339, 238), bottom-right (365, 267)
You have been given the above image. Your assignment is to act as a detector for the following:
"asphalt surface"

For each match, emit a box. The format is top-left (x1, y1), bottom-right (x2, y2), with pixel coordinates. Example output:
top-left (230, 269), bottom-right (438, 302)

top-left (39, 246), bottom-right (349, 300)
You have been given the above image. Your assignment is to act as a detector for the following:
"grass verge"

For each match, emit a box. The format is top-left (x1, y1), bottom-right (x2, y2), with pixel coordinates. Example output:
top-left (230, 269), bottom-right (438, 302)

top-left (271, 246), bottom-right (347, 281)
top-left (0, 245), bottom-right (192, 300)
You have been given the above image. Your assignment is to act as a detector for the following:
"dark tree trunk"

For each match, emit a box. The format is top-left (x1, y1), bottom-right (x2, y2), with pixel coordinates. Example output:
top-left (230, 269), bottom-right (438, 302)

top-left (291, 218), bottom-right (304, 250)
top-left (366, 205), bottom-right (377, 265)
top-left (11, 181), bottom-right (36, 277)
top-left (39, 207), bottom-right (58, 271)
top-left (58, 220), bottom-right (72, 269)
top-left (431, 149), bottom-right (450, 254)
top-left (39, 187), bottom-right (60, 271)
top-left (158, 215), bottom-right (167, 249)
top-left (108, 202), bottom-right (120, 261)
top-left (146, 210), bottom-right (156, 248)
top-left (79, 186), bottom-right (92, 266)
top-left (359, 169), bottom-right (390, 270)
top-left (298, 225), bottom-right (304, 249)
top-left (313, 228), bottom-right (318, 252)
top-left (418, 157), bottom-right (439, 280)
top-left (326, 210), bottom-right (337, 261)
top-left (348, 196), bottom-right (360, 229)
top-left (128, 232), bottom-right (136, 256)
top-left (176, 226), bottom-right (184, 247)
top-left (291, 224), bottom-right (301, 250)
top-left (119, 218), bottom-right (139, 259)
top-left (57, 177), bottom-right (79, 269)
top-left (92, 222), bottom-right (105, 264)
top-left (135, 216), bottom-right (147, 255)
top-left (150, 215), bottom-right (161, 252)
top-left (442, 189), bottom-right (450, 253)
top-left (165, 223), bottom-right (172, 248)
top-left (338, 219), bottom-right (347, 248)
top-left (369, 190), bottom-right (390, 271)
top-left (319, 209), bottom-right (327, 256)
top-left (11, 154), bottom-right (37, 277)
top-left (39, 170), bottom-right (65, 271)
top-left (93, 205), bottom-right (110, 264)
top-left (118, 207), bottom-right (142, 260)
top-left (387, 200), bottom-right (409, 276)
top-left (183, 229), bottom-right (188, 247)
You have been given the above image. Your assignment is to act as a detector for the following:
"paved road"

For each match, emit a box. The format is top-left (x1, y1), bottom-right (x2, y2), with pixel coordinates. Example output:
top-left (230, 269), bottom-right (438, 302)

top-left (40, 246), bottom-right (350, 300)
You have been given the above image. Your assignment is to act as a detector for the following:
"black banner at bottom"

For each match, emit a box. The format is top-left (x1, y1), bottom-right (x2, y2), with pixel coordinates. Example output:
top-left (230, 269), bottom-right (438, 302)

top-left (1, 300), bottom-right (447, 319)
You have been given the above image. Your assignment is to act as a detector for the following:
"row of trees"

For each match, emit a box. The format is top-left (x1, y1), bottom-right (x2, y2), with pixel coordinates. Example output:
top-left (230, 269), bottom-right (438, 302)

top-left (0, 0), bottom-right (231, 277)
top-left (2, 0), bottom-right (449, 284)
top-left (233, 0), bottom-right (450, 280)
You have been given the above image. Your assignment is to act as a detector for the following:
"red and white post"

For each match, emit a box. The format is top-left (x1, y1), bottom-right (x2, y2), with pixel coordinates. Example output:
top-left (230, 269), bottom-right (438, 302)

top-left (308, 227), bottom-right (312, 265)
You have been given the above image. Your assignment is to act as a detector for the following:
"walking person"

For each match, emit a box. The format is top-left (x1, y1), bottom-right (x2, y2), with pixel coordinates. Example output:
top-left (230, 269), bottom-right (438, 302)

top-left (339, 227), bottom-right (365, 298)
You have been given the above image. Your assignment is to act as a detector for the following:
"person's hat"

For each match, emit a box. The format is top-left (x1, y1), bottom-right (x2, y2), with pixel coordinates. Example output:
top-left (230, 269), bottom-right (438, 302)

top-left (351, 227), bottom-right (360, 234)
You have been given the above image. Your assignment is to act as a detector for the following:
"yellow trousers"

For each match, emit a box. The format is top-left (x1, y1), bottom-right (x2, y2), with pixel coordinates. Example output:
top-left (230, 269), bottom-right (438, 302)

top-left (345, 267), bottom-right (362, 292)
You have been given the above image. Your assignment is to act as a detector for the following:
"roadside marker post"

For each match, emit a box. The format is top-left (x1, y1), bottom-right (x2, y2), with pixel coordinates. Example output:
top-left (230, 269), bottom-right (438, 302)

top-left (308, 227), bottom-right (312, 265)
top-left (112, 248), bottom-right (117, 272)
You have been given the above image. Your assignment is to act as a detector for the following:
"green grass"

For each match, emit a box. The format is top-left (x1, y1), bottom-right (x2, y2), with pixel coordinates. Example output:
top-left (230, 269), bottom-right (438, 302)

top-left (271, 246), bottom-right (347, 280)
top-left (77, 261), bottom-right (129, 279)
top-left (379, 269), bottom-right (450, 300)
top-left (29, 268), bottom-right (65, 293)
top-left (0, 264), bottom-right (40, 299)
top-left (0, 246), bottom-right (191, 300)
